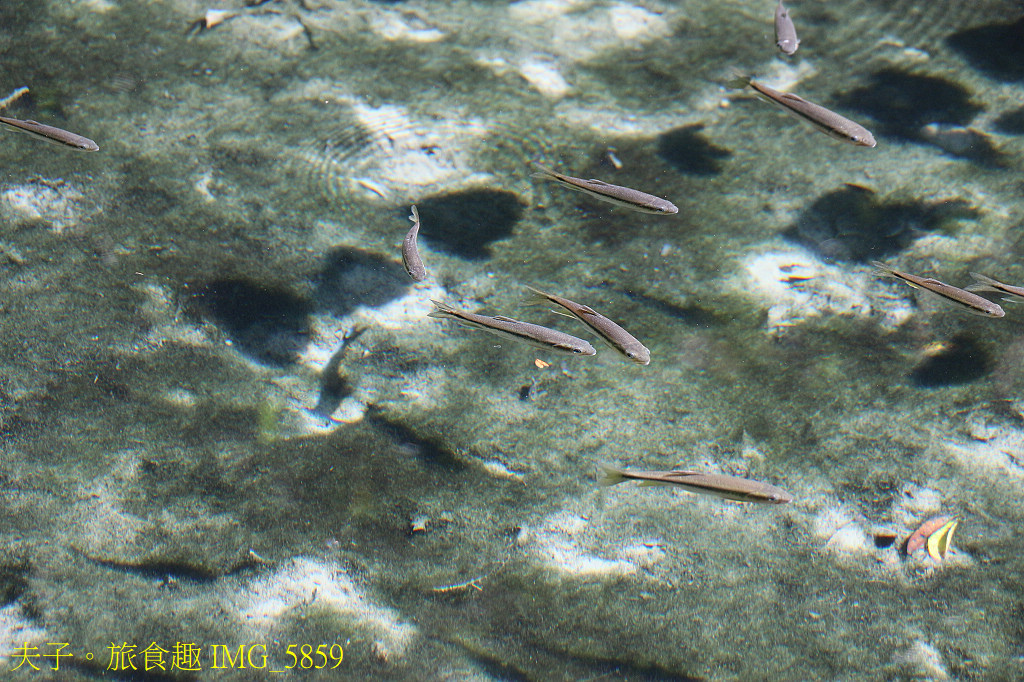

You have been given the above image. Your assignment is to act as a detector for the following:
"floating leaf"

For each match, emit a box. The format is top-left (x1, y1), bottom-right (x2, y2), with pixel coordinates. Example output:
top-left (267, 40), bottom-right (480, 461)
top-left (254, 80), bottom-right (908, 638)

top-left (927, 519), bottom-right (959, 561)
top-left (906, 515), bottom-right (950, 555)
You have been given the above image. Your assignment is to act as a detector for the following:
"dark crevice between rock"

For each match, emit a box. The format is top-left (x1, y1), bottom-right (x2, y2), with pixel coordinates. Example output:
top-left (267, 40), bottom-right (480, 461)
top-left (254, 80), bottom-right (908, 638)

top-left (835, 69), bottom-right (981, 142)
top-left (413, 189), bottom-right (523, 260)
top-left (188, 279), bottom-right (312, 366)
top-left (783, 184), bottom-right (977, 263)
top-left (910, 333), bottom-right (992, 387)
top-left (947, 17), bottom-right (1024, 82)
top-left (365, 406), bottom-right (467, 470)
top-left (0, 561), bottom-right (30, 606)
top-left (313, 247), bottom-right (409, 317)
top-left (994, 106), bottom-right (1024, 135)
top-left (657, 124), bottom-right (732, 176)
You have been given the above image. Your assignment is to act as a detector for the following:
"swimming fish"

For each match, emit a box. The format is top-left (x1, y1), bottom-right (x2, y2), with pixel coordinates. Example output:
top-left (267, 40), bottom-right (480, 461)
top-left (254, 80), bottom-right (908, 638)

top-left (428, 300), bottom-right (596, 355)
top-left (775, 0), bottom-right (800, 55)
top-left (532, 162), bottom-right (678, 215)
top-left (966, 272), bottom-right (1024, 302)
top-left (729, 77), bottom-right (876, 147)
top-left (873, 261), bottom-right (1005, 318)
top-left (402, 205), bottom-right (427, 282)
top-left (598, 465), bottom-right (793, 504)
top-left (526, 286), bottom-right (650, 365)
top-left (0, 115), bottom-right (99, 151)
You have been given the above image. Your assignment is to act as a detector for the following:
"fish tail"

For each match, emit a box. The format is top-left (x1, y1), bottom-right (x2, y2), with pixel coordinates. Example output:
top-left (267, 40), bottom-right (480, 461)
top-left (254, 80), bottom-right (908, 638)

top-left (965, 272), bottom-right (1000, 293)
top-left (409, 205), bottom-right (419, 223)
top-left (530, 161), bottom-right (559, 181)
top-left (427, 300), bottom-right (457, 319)
top-left (871, 261), bottom-right (899, 279)
top-left (522, 285), bottom-right (551, 307)
top-left (725, 74), bottom-right (753, 90)
top-left (597, 465), bottom-right (628, 487)
top-left (524, 284), bottom-right (565, 311)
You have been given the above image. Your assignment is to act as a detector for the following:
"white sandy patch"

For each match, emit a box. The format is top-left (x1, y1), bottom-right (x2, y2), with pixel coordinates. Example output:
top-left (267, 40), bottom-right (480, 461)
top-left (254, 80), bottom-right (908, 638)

top-left (894, 640), bottom-right (949, 680)
top-left (517, 511), bottom-right (666, 579)
top-left (940, 436), bottom-right (1024, 481)
top-left (344, 100), bottom-right (492, 200)
top-left (518, 58), bottom-right (572, 99)
top-left (608, 3), bottom-right (669, 41)
top-left (1, 181), bottom-right (84, 232)
top-left (812, 505), bottom-right (871, 557)
top-left (732, 245), bottom-right (912, 334)
top-left (277, 82), bottom-right (496, 203)
top-left (511, 1), bottom-right (670, 61)
top-left (367, 8), bottom-right (445, 42)
top-left (508, 0), bottom-right (585, 24)
top-left (234, 558), bottom-right (416, 657)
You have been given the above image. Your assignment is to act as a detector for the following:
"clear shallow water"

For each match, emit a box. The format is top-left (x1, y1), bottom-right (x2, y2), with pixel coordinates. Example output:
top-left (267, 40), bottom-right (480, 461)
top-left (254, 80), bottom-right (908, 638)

top-left (1, 0), bottom-right (1023, 679)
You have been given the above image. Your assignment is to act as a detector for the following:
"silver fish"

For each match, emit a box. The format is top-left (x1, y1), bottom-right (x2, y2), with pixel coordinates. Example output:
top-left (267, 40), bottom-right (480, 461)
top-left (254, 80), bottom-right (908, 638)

top-left (428, 300), bottom-right (596, 355)
top-left (966, 272), bottom-right (1024, 302)
top-left (873, 261), bottom-right (1004, 318)
top-left (526, 286), bottom-right (650, 365)
top-left (775, 0), bottom-right (800, 55)
top-left (402, 205), bottom-right (427, 282)
top-left (532, 162), bottom-right (678, 215)
top-left (730, 77), bottom-right (876, 147)
top-left (0, 115), bottom-right (98, 151)
top-left (598, 465), bottom-right (793, 504)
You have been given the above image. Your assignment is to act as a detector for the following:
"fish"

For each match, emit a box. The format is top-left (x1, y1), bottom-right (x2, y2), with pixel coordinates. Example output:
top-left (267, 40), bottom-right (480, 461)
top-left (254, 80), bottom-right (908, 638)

top-left (966, 272), bottom-right (1024, 302)
top-left (0, 115), bottom-right (99, 151)
top-left (428, 300), bottom-right (597, 355)
top-left (531, 162), bottom-right (678, 215)
top-left (598, 465), bottom-right (793, 504)
top-left (402, 205), bottom-right (427, 282)
top-left (873, 261), bottom-right (1005, 318)
top-left (728, 77), bottom-right (876, 147)
top-left (774, 0), bottom-right (800, 55)
top-left (525, 286), bottom-right (650, 365)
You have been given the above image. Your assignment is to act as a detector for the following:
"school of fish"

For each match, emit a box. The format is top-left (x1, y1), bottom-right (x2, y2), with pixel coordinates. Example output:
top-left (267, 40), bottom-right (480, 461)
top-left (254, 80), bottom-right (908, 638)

top-left (9, 2), bottom-right (1012, 526)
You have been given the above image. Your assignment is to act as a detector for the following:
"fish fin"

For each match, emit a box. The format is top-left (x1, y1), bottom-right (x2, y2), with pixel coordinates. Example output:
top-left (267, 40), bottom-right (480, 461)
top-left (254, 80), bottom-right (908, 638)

top-left (871, 261), bottom-right (900, 279)
top-left (969, 272), bottom-right (998, 285)
top-left (530, 162), bottom-right (559, 180)
top-left (522, 285), bottom-right (551, 306)
top-left (585, 179), bottom-right (612, 187)
top-left (427, 300), bottom-right (456, 319)
top-left (725, 75), bottom-right (752, 90)
top-left (636, 480), bottom-right (672, 487)
top-left (522, 287), bottom-right (574, 318)
top-left (778, 92), bottom-right (809, 105)
top-left (491, 315), bottom-right (523, 324)
top-left (965, 272), bottom-right (1002, 294)
top-left (596, 465), bottom-right (627, 487)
